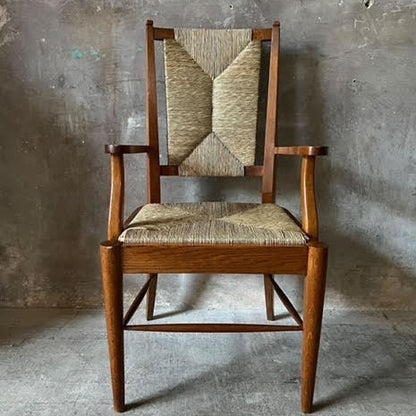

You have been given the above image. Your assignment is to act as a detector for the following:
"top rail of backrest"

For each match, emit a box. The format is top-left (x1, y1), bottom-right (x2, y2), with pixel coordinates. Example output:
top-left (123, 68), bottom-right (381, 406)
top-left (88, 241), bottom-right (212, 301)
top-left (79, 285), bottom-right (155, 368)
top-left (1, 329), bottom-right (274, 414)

top-left (151, 25), bottom-right (274, 42)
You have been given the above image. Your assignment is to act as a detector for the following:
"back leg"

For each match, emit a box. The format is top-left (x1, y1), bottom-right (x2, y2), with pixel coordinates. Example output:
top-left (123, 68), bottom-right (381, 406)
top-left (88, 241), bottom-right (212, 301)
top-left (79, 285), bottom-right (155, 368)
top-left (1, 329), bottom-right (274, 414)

top-left (146, 273), bottom-right (158, 320)
top-left (264, 274), bottom-right (275, 321)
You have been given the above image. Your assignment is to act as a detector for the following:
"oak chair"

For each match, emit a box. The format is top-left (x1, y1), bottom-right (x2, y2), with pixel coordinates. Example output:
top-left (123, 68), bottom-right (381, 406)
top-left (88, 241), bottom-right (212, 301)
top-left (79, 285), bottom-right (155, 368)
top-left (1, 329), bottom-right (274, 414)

top-left (100, 20), bottom-right (328, 413)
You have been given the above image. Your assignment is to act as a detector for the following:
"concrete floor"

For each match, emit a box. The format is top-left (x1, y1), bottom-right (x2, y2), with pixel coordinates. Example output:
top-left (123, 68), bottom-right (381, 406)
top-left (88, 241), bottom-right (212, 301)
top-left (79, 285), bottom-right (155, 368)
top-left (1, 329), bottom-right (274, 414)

top-left (1, 307), bottom-right (415, 416)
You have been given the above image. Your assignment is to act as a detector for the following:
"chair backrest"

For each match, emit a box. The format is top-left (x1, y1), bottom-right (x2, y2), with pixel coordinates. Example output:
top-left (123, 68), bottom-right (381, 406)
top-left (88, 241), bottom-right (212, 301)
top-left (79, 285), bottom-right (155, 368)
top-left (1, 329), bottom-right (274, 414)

top-left (145, 21), bottom-right (280, 204)
top-left (165, 28), bottom-right (260, 176)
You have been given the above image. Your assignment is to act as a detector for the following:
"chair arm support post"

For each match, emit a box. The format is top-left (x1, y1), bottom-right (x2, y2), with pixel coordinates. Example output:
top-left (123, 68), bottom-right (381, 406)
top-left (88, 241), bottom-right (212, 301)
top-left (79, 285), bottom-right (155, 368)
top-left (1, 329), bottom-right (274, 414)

top-left (275, 146), bottom-right (327, 239)
top-left (108, 154), bottom-right (125, 241)
top-left (104, 144), bottom-right (150, 240)
top-left (301, 156), bottom-right (318, 240)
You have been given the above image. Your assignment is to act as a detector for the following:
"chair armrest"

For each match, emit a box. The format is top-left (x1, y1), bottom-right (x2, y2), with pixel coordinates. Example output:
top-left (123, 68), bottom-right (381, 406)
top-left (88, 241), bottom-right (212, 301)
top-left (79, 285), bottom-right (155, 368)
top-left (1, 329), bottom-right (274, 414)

top-left (104, 144), bottom-right (151, 154)
top-left (105, 145), bottom-right (152, 240)
top-left (274, 146), bottom-right (328, 240)
top-left (105, 145), bottom-right (150, 240)
top-left (275, 146), bottom-right (328, 156)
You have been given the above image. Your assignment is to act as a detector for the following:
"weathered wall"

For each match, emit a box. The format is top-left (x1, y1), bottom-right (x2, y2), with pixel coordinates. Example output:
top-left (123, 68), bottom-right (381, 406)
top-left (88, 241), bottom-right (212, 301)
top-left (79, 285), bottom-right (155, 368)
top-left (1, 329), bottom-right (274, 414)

top-left (0, 0), bottom-right (415, 309)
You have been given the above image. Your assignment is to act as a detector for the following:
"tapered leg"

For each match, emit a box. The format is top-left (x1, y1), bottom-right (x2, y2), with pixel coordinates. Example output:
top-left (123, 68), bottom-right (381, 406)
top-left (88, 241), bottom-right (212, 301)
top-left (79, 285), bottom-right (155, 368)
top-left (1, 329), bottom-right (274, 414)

top-left (264, 274), bottom-right (275, 321)
top-left (146, 273), bottom-right (158, 320)
top-left (301, 243), bottom-right (328, 413)
top-left (100, 242), bottom-right (125, 412)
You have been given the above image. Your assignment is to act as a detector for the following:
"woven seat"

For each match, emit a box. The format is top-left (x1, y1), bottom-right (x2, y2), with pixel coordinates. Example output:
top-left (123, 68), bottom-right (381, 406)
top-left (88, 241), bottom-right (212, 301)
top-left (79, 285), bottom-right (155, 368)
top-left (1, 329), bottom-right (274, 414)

top-left (119, 202), bottom-right (308, 245)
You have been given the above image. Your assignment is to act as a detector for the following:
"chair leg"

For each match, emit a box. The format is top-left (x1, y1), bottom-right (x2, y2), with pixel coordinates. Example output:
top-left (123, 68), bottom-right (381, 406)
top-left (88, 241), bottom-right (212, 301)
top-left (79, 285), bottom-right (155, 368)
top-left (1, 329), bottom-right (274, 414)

top-left (301, 243), bottom-right (328, 413)
top-left (263, 274), bottom-right (275, 321)
top-left (146, 273), bottom-right (158, 320)
top-left (100, 243), bottom-right (125, 413)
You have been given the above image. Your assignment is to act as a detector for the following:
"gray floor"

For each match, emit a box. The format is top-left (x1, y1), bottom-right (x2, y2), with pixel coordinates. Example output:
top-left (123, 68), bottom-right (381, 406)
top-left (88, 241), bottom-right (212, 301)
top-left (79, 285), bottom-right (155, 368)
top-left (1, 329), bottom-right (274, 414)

top-left (1, 307), bottom-right (415, 416)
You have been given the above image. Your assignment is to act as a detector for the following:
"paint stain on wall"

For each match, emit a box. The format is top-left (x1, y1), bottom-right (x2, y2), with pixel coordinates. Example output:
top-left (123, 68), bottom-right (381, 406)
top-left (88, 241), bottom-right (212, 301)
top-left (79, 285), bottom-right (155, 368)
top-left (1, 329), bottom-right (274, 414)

top-left (57, 74), bottom-right (65, 88)
top-left (71, 47), bottom-right (105, 61)
top-left (89, 47), bottom-right (105, 61)
top-left (71, 48), bottom-right (84, 59)
top-left (0, 5), bottom-right (18, 47)
top-left (0, 5), bottom-right (9, 30)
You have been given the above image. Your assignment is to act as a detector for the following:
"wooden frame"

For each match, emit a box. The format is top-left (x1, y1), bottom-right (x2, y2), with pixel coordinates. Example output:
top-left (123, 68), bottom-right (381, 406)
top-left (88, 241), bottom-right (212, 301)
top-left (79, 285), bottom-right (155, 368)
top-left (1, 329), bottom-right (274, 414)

top-left (100, 20), bottom-right (328, 413)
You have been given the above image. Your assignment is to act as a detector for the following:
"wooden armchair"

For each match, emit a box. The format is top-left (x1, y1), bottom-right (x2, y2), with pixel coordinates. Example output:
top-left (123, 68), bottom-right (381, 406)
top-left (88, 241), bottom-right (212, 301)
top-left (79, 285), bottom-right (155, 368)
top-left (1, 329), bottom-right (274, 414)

top-left (100, 20), bottom-right (328, 413)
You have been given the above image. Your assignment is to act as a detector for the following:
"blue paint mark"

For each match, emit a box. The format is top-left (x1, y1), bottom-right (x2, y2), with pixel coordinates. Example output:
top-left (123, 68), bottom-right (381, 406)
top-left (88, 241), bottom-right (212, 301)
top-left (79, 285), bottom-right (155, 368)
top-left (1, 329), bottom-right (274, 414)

top-left (136, 46), bottom-right (143, 53)
top-left (72, 49), bottom-right (84, 59)
top-left (71, 48), bottom-right (106, 62)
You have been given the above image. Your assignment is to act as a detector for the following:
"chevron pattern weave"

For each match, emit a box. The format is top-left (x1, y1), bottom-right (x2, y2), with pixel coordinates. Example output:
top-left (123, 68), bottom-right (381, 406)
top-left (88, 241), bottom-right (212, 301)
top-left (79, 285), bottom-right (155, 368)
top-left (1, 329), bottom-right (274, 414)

top-left (164, 29), bottom-right (261, 176)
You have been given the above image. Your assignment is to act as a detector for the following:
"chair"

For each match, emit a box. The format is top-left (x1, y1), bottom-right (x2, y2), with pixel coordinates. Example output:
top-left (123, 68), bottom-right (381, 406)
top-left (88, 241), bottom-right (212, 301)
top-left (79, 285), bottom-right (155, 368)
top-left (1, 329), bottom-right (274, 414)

top-left (100, 20), bottom-right (328, 413)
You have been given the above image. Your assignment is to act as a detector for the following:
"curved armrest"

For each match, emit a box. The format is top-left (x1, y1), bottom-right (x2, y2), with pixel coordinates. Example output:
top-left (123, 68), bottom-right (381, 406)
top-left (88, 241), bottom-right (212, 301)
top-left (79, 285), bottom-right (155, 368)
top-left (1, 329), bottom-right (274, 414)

top-left (274, 146), bottom-right (328, 240)
top-left (105, 144), bottom-right (150, 154)
top-left (275, 146), bottom-right (328, 156)
top-left (105, 145), bottom-right (153, 240)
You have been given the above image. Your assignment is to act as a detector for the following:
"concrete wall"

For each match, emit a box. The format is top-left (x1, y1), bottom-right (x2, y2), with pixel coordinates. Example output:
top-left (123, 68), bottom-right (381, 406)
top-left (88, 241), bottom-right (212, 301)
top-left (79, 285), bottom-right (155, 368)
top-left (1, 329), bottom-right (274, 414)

top-left (0, 0), bottom-right (415, 310)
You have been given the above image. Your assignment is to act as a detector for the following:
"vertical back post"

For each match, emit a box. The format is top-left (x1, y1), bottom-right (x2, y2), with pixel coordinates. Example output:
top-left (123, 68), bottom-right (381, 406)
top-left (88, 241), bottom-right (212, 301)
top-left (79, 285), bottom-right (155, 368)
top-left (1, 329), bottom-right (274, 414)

top-left (146, 20), bottom-right (161, 203)
top-left (262, 22), bottom-right (280, 203)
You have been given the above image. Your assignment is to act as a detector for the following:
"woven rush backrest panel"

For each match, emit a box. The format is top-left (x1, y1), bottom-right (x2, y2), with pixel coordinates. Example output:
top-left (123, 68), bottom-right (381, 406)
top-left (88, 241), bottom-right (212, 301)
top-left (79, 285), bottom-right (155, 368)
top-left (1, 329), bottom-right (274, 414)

top-left (164, 28), bottom-right (261, 176)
